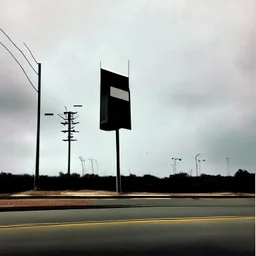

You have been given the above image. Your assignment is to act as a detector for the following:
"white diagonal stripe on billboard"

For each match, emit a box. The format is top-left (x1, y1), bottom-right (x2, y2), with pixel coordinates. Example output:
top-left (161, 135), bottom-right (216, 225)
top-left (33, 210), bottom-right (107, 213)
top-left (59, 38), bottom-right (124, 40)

top-left (110, 87), bottom-right (129, 101)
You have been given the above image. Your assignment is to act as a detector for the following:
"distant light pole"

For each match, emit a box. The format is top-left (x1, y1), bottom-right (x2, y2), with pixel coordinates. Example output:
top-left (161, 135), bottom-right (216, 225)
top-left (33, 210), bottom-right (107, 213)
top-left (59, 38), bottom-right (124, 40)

top-left (1, 28), bottom-right (41, 190)
top-left (78, 156), bottom-right (86, 176)
top-left (198, 159), bottom-right (206, 175)
top-left (171, 164), bottom-right (174, 174)
top-left (94, 159), bottom-right (99, 174)
top-left (226, 157), bottom-right (230, 176)
top-left (172, 157), bottom-right (182, 174)
top-left (195, 153), bottom-right (201, 177)
top-left (88, 158), bottom-right (95, 174)
top-left (82, 158), bottom-right (86, 175)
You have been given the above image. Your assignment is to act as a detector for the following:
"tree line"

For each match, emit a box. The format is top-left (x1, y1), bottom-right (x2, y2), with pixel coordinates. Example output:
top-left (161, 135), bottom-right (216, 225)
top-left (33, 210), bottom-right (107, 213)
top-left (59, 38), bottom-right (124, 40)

top-left (0, 169), bottom-right (254, 193)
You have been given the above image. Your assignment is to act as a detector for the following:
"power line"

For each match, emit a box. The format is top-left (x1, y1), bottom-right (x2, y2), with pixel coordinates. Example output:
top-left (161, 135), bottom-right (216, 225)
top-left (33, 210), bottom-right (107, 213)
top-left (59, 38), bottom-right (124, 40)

top-left (0, 42), bottom-right (37, 92)
top-left (23, 42), bottom-right (38, 64)
top-left (0, 28), bottom-right (38, 74)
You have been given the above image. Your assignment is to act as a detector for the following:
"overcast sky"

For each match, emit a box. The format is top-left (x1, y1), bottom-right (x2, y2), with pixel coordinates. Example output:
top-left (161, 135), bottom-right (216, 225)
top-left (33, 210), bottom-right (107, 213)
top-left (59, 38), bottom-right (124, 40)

top-left (0, 0), bottom-right (255, 177)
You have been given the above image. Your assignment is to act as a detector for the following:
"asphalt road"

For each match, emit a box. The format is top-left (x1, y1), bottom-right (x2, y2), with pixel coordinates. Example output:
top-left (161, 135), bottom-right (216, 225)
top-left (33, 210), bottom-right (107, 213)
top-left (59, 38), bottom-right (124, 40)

top-left (0, 198), bottom-right (254, 256)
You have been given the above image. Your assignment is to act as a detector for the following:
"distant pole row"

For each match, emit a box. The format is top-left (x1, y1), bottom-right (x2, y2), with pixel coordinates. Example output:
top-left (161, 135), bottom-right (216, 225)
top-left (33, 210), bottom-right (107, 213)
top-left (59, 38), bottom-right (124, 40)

top-left (171, 154), bottom-right (205, 176)
top-left (79, 157), bottom-right (99, 176)
top-left (172, 154), bottom-right (230, 176)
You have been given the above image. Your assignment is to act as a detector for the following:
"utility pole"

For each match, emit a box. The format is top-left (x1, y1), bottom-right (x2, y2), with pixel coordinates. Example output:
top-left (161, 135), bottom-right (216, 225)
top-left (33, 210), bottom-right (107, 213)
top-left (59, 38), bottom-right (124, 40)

top-left (34, 62), bottom-right (41, 190)
top-left (226, 157), bottom-right (230, 176)
top-left (45, 105), bottom-right (82, 177)
top-left (60, 110), bottom-right (79, 176)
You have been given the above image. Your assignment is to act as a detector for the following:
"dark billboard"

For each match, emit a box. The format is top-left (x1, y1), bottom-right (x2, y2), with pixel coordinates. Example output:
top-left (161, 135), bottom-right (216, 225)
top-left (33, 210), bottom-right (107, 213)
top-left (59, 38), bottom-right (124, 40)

top-left (100, 68), bottom-right (131, 131)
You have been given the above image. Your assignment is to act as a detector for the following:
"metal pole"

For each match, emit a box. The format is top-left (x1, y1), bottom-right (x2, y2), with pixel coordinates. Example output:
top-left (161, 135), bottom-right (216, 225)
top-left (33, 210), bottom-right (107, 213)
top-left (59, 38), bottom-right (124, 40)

top-left (94, 160), bottom-right (99, 174)
top-left (34, 63), bottom-right (41, 190)
top-left (226, 157), bottom-right (230, 176)
top-left (82, 159), bottom-right (86, 175)
top-left (195, 153), bottom-right (200, 177)
top-left (79, 157), bottom-right (84, 176)
top-left (116, 129), bottom-right (121, 193)
top-left (91, 160), bottom-right (94, 174)
top-left (81, 159), bottom-right (84, 176)
top-left (67, 112), bottom-right (71, 176)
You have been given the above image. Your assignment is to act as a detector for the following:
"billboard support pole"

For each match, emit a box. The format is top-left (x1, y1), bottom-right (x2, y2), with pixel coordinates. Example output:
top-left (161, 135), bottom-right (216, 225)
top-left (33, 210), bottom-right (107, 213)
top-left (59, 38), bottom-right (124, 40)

top-left (116, 128), bottom-right (121, 193)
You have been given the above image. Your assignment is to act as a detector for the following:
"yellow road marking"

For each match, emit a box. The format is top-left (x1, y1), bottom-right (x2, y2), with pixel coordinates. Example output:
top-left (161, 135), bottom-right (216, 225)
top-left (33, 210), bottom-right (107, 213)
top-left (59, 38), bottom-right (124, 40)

top-left (0, 216), bottom-right (254, 230)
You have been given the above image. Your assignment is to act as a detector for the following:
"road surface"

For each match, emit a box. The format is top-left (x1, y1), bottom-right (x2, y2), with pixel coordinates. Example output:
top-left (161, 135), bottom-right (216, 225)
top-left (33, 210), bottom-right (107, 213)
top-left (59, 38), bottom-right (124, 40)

top-left (0, 198), bottom-right (254, 256)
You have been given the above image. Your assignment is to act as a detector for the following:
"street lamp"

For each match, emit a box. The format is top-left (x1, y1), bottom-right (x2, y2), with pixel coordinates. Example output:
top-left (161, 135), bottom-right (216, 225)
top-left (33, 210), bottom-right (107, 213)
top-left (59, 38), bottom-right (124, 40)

top-left (198, 159), bottom-right (206, 176)
top-left (1, 28), bottom-right (41, 190)
top-left (88, 159), bottom-right (98, 174)
top-left (88, 158), bottom-right (95, 174)
top-left (78, 156), bottom-right (86, 176)
top-left (171, 157), bottom-right (182, 174)
top-left (226, 157), bottom-right (230, 176)
top-left (195, 153), bottom-right (201, 177)
top-left (94, 159), bottom-right (99, 174)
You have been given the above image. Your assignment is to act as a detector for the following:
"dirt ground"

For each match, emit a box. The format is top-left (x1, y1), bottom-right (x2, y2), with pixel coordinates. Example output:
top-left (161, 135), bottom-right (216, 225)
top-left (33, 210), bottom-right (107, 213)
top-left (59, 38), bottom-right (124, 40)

top-left (0, 191), bottom-right (254, 208)
top-left (0, 199), bottom-right (90, 208)
top-left (2, 190), bottom-right (255, 197)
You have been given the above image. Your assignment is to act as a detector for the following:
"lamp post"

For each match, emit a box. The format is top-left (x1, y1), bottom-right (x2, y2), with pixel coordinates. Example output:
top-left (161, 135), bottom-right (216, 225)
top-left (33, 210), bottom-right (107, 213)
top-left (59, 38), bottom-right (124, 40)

top-left (1, 28), bottom-right (41, 190)
top-left (88, 158), bottom-right (95, 174)
top-left (78, 156), bottom-right (86, 176)
top-left (172, 157), bottom-right (182, 174)
top-left (195, 153), bottom-right (201, 177)
top-left (88, 159), bottom-right (98, 174)
top-left (226, 157), bottom-right (230, 176)
top-left (94, 159), bottom-right (99, 174)
top-left (198, 159), bottom-right (206, 176)
top-left (171, 164), bottom-right (174, 174)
